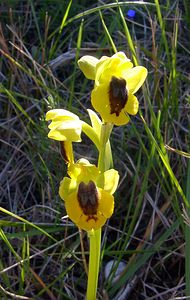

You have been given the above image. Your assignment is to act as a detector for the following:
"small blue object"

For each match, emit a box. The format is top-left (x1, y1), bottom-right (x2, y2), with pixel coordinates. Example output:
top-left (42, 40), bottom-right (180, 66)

top-left (127, 9), bottom-right (136, 19)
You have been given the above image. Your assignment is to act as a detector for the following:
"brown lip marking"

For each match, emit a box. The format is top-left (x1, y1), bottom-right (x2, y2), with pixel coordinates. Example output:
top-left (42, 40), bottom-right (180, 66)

top-left (77, 180), bottom-right (99, 218)
top-left (109, 76), bottom-right (128, 116)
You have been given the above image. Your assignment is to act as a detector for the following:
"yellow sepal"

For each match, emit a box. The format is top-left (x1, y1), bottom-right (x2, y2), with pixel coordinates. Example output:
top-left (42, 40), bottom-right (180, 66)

top-left (78, 55), bottom-right (99, 80)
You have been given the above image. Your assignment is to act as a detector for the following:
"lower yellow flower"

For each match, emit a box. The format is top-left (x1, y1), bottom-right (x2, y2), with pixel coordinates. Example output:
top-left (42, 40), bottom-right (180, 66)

top-left (59, 159), bottom-right (119, 231)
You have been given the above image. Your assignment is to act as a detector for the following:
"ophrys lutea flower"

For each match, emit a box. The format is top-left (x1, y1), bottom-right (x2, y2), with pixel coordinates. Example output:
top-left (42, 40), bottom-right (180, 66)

top-left (46, 109), bottom-right (82, 142)
top-left (78, 52), bottom-right (147, 126)
top-left (59, 158), bottom-right (119, 231)
top-left (46, 109), bottom-right (83, 164)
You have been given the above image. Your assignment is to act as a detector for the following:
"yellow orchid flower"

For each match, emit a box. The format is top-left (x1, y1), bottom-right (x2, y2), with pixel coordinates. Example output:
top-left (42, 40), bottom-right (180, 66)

top-left (59, 158), bottom-right (119, 231)
top-left (46, 109), bottom-right (83, 164)
top-left (46, 109), bottom-right (82, 142)
top-left (78, 52), bottom-right (147, 126)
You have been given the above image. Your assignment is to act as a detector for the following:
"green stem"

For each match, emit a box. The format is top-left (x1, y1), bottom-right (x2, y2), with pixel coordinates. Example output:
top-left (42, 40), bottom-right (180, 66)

top-left (86, 229), bottom-right (101, 300)
top-left (86, 123), bottom-right (113, 300)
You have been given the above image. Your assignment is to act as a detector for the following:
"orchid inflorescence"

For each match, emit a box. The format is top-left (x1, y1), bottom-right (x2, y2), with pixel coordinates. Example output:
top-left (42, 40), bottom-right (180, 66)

top-left (46, 51), bottom-right (147, 299)
top-left (46, 51), bottom-right (147, 232)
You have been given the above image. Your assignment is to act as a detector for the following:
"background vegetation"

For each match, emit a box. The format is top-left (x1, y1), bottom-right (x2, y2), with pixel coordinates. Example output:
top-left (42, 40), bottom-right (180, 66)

top-left (0, 0), bottom-right (190, 299)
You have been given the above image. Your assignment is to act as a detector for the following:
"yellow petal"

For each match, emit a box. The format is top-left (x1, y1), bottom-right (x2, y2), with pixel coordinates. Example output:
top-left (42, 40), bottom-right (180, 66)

top-left (77, 213), bottom-right (107, 231)
top-left (98, 59), bottom-right (133, 86)
top-left (48, 120), bottom-right (77, 130)
top-left (124, 94), bottom-right (139, 115)
top-left (48, 120), bottom-right (82, 141)
top-left (97, 169), bottom-right (119, 194)
top-left (87, 109), bottom-right (102, 138)
top-left (112, 51), bottom-right (130, 60)
top-left (78, 55), bottom-right (99, 80)
top-left (98, 189), bottom-right (114, 218)
top-left (91, 83), bottom-right (130, 126)
top-left (122, 66), bottom-right (147, 94)
top-left (118, 61), bottom-right (133, 73)
top-left (95, 57), bottom-right (121, 86)
top-left (59, 177), bottom-right (77, 200)
top-left (112, 110), bottom-right (130, 126)
top-left (91, 83), bottom-right (110, 117)
top-left (68, 159), bottom-right (100, 183)
top-left (46, 109), bottom-right (79, 121)
top-left (64, 192), bottom-right (82, 224)
top-left (95, 52), bottom-right (133, 86)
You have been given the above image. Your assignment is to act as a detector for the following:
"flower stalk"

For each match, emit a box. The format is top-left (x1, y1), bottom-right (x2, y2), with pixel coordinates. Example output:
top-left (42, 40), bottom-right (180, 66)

top-left (87, 229), bottom-right (101, 300)
top-left (87, 123), bottom-right (113, 300)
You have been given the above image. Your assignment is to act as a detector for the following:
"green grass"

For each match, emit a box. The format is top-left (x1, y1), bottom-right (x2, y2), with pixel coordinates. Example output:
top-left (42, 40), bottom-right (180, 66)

top-left (0, 0), bottom-right (190, 299)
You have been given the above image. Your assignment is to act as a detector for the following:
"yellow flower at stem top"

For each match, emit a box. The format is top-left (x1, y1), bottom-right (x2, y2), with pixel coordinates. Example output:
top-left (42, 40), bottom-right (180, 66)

top-left (59, 158), bottom-right (119, 231)
top-left (78, 52), bottom-right (148, 126)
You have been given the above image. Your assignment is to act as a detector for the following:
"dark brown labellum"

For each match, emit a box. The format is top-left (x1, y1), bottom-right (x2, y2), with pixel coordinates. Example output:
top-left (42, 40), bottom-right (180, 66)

top-left (77, 180), bottom-right (99, 216)
top-left (109, 76), bottom-right (128, 116)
